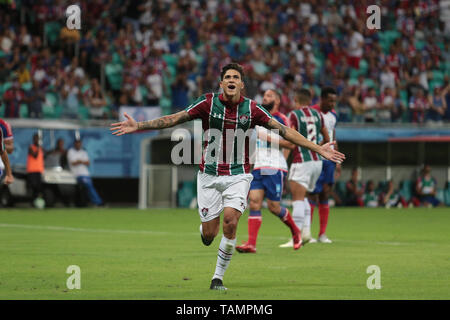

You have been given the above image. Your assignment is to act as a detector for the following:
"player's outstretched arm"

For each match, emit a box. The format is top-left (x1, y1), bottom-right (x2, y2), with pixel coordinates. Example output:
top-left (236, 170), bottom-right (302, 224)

top-left (264, 118), bottom-right (346, 164)
top-left (0, 150), bottom-right (14, 185)
top-left (110, 111), bottom-right (192, 136)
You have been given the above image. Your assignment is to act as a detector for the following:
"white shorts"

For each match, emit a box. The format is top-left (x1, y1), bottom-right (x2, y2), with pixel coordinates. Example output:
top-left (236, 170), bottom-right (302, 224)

top-left (288, 161), bottom-right (323, 192)
top-left (197, 171), bottom-right (253, 222)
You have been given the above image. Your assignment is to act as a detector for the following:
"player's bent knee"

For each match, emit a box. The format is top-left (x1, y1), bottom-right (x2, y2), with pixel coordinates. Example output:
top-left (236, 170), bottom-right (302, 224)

top-left (267, 201), bottom-right (281, 214)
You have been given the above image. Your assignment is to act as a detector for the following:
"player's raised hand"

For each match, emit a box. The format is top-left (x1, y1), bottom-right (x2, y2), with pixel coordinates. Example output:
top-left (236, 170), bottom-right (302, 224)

top-left (318, 141), bottom-right (346, 164)
top-left (110, 112), bottom-right (139, 136)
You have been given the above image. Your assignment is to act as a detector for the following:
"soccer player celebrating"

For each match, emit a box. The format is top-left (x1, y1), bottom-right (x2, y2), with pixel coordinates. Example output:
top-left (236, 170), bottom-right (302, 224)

top-left (110, 64), bottom-right (345, 290)
top-left (308, 87), bottom-right (339, 244)
top-left (235, 89), bottom-right (300, 254)
top-left (280, 88), bottom-right (330, 248)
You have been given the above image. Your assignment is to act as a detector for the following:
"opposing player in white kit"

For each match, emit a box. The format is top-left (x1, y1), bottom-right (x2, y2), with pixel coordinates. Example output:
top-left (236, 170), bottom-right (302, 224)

top-left (236, 89), bottom-right (301, 253)
top-left (280, 88), bottom-right (330, 248)
top-left (308, 87), bottom-right (339, 244)
top-left (111, 64), bottom-right (345, 290)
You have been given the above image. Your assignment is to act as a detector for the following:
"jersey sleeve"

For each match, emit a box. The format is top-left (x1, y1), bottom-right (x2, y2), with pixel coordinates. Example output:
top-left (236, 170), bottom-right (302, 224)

top-left (288, 111), bottom-right (299, 131)
top-left (319, 111), bottom-right (325, 129)
top-left (252, 103), bottom-right (273, 126)
top-left (0, 120), bottom-right (13, 140)
top-left (184, 94), bottom-right (211, 120)
top-left (0, 128), bottom-right (3, 152)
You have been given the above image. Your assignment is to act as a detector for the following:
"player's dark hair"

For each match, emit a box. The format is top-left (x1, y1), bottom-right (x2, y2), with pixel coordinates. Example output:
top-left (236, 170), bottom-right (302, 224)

top-left (321, 87), bottom-right (337, 98)
top-left (268, 89), bottom-right (281, 101)
top-left (220, 63), bottom-right (244, 80)
top-left (296, 88), bottom-right (312, 104)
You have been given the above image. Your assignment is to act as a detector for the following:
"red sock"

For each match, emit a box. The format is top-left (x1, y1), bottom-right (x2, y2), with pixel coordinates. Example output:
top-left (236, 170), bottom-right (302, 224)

top-left (248, 217), bottom-right (262, 246)
top-left (318, 203), bottom-right (329, 236)
top-left (310, 202), bottom-right (316, 224)
top-left (281, 211), bottom-right (299, 235)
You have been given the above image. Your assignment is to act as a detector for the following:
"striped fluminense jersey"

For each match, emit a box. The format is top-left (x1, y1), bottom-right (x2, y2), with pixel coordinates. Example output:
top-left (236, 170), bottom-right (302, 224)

top-left (289, 107), bottom-right (324, 163)
top-left (185, 93), bottom-right (273, 176)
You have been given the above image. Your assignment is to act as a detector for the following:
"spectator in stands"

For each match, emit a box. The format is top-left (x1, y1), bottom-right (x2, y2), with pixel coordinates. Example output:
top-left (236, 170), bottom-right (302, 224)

top-left (45, 138), bottom-right (68, 169)
top-left (3, 77), bottom-right (25, 118)
top-left (60, 76), bottom-right (81, 119)
top-left (67, 138), bottom-right (104, 207)
top-left (25, 79), bottom-right (44, 119)
top-left (426, 86), bottom-right (448, 123)
top-left (345, 22), bottom-right (364, 69)
top-left (415, 165), bottom-right (440, 207)
top-left (27, 133), bottom-right (44, 207)
top-left (379, 87), bottom-right (395, 123)
top-left (363, 180), bottom-right (379, 208)
top-left (17, 62), bottom-right (31, 84)
top-left (409, 88), bottom-right (429, 123)
top-left (379, 64), bottom-right (397, 93)
top-left (381, 180), bottom-right (408, 208)
top-left (391, 88), bottom-right (406, 122)
top-left (0, 1), bottom-right (448, 124)
top-left (83, 78), bottom-right (107, 119)
top-left (145, 65), bottom-right (163, 106)
top-left (171, 72), bottom-right (189, 112)
top-left (0, 57), bottom-right (8, 84)
top-left (345, 168), bottom-right (364, 207)
top-left (362, 87), bottom-right (379, 123)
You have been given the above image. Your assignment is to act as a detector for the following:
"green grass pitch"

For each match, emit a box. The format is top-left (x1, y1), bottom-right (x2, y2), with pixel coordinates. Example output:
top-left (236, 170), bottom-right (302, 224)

top-left (0, 207), bottom-right (449, 300)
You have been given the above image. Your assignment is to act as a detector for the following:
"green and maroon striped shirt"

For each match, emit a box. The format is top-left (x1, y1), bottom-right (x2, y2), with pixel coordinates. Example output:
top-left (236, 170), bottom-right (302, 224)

top-left (289, 107), bottom-right (324, 163)
top-left (185, 93), bottom-right (272, 175)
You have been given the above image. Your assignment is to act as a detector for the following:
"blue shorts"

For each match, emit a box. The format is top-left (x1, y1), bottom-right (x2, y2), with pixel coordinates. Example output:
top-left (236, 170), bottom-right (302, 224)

top-left (250, 168), bottom-right (286, 202)
top-left (421, 195), bottom-right (440, 207)
top-left (312, 160), bottom-right (336, 194)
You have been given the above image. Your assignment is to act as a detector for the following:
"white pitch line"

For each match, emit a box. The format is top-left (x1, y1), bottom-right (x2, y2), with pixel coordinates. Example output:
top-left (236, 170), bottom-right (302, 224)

top-left (0, 223), bottom-right (172, 236)
top-left (0, 223), bottom-right (422, 246)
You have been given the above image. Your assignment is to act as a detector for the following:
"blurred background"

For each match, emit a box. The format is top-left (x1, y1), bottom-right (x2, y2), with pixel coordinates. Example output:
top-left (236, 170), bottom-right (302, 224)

top-left (0, 0), bottom-right (449, 209)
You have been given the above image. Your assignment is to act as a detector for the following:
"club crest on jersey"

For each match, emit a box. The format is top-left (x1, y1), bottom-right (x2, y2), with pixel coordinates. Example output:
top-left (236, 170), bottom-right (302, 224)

top-left (201, 208), bottom-right (209, 217)
top-left (239, 114), bottom-right (249, 125)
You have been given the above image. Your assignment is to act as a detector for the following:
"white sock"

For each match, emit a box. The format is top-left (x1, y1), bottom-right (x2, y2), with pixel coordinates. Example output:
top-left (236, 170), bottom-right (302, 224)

top-left (292, 200), bottom-right (305, 230)
top-left (213, 235), bottom-right (236, 281)
top-left (303, 198), bottom-right (311, 232)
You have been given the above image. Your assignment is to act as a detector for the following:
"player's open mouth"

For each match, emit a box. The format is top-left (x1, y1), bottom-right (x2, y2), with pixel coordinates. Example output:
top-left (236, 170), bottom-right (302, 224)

top-left (227, 84), bottom-right (236, 90)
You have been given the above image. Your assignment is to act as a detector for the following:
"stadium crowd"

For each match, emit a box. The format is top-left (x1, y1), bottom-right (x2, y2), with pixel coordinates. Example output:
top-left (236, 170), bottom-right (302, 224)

top-left (0, 0), bottom-right (449, 122)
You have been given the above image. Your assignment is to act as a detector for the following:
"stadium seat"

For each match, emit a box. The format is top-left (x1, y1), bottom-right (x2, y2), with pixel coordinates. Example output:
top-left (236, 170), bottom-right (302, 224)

top-left (432, 70), bottom-right (445, 83)
top-left (162, 54), bottom-right (179, 69)
top-left (2, 82), bottom-right (12, 94)
top-left (414, 40), bottom-right (426, 51)
top-left (105, 63), bottom-right (123, 90)
top-left (19, 104), bottom-right (28, 118)
top-left (21, 82), bottom-right (32, 91)
top-left (44, 21), bottom-right (61, 47)
top-left (160, 96), bottom-right (172, 115)
top-left (335, 181), bottom-right (348, 203)
top-left (364, 78), bottom-right (376, 89)
top-left (177, 181), bottom-right (195, 208)
top-left (399, 180), bottom-right (413, 201)
top-left (445, 189), bottom-right (450, 206)
top-left (359, 59), bottom-right (369, 74)
top-left (436, 189), bottom-right (445, 204)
